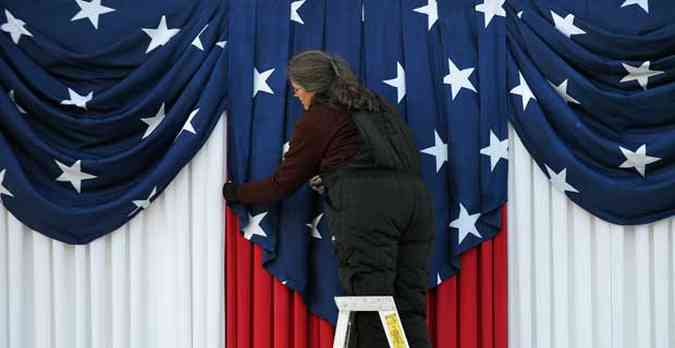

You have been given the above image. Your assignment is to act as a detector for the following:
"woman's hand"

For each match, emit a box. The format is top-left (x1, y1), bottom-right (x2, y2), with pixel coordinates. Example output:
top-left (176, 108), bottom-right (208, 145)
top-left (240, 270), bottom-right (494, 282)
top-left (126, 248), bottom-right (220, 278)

top-left (222, 180), bottom-right (240, 204)
top-left (309, 175), bottom-right (325, 194)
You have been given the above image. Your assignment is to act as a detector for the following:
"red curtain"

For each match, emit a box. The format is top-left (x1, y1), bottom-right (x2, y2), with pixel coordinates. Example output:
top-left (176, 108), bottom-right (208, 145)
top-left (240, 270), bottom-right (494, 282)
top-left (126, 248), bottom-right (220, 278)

top-left (225, 207), bottom-right (507, 348)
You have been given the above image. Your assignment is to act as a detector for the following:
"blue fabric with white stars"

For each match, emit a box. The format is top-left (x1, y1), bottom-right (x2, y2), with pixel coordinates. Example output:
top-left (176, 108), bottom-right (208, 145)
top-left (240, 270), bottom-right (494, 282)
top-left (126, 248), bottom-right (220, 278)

top-left (0, 0), bottom-right (228, 243)
top-left (508, 0), bottom-right (675, 224)
top-left (227, 0), bottom-right (507, 322)
top-left (16, 0), bottom-right (661, 323)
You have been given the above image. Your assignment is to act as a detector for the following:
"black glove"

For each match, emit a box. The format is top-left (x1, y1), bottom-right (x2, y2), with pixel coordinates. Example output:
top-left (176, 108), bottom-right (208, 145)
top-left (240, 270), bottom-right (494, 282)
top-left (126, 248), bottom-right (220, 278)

top-left (222, 181), bottom-right (240, 204)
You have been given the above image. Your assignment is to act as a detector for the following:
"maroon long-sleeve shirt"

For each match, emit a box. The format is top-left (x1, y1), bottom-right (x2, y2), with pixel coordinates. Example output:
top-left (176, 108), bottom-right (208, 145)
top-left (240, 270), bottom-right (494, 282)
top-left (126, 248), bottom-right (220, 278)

top-left (236, 103), bottom-right (361, 204)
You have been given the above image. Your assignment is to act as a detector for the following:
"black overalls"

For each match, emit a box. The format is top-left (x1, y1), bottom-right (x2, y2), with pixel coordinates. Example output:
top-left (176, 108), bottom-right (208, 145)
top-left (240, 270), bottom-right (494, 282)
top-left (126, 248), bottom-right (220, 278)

top-left (322, 110), bottom-right (435, 348)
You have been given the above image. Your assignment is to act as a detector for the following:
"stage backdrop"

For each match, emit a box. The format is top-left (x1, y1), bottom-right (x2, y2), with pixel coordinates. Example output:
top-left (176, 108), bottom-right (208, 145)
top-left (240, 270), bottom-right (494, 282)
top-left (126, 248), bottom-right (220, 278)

top-left (506, 2), bottom-right (675, 345)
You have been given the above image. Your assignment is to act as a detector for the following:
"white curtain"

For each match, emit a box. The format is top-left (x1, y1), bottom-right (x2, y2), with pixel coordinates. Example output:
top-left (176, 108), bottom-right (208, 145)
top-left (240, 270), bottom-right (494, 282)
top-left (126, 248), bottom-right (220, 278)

top-left (0, 117), bottom-right (226, 348)
top-left (508, 126), bottom-right (675, 348)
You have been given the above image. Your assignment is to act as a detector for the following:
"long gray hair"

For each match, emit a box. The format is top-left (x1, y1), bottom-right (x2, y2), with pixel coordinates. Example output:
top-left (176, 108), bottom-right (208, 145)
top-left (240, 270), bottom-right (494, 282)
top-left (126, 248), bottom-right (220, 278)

top-left (287, 50), bottom-right (390, 113)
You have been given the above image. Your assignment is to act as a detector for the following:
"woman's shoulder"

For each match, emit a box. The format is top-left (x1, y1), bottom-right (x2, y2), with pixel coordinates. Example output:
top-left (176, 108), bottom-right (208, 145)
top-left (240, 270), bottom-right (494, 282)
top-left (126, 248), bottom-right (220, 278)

top-left (303, 103), bottom-right (350, 121)
top-left (293, 103), bottom-right (351, 139)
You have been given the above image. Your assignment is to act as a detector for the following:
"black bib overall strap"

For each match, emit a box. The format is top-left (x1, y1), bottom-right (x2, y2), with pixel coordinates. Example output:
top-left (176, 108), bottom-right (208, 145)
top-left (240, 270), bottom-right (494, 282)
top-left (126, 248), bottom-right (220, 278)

top-left (323, 110), bottom-right (434, 348)
top-left (349, 110), bottom-right (421, 173)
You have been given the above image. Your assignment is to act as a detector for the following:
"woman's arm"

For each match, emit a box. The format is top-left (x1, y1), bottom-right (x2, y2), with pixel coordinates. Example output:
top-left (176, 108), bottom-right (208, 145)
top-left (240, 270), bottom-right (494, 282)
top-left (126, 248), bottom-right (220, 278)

top-left (224, 111), bottom-right (331, 205)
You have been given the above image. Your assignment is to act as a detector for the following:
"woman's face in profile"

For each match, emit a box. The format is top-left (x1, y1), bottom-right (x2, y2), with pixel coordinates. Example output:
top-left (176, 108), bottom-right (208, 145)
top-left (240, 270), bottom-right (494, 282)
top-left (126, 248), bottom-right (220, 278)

top-left (290, 80), bottom-right (315, 110)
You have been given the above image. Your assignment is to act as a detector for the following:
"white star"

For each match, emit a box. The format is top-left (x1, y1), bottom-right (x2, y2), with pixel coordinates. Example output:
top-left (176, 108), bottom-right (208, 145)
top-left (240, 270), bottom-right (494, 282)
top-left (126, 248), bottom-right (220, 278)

top-left (413, 0), bottom-right (438, 31)
top-left (517, 11), bottom-right (524, 19)
top-left (306, 213), bottom-right (324, 239)
top-left (133, 187), bottom-right (157, 209)
top-left (619, 144), bottom-right (660, 177)
top-left (545, 165), bottom-right (579, 193)
top-left (191, 24), bottom-right (208, 50)
top-left (9, 90), bottom-right (26, 114)
top-left (128, 186), bottom-right (158, 216)
top-left (290, 0), bottom-right (307, 24)
top-left (55, 160), bottom-right (97, 193)
top-left (0, 169), bottom-right (13, 197)
top-left (177, 108), bottom-right (199, 137)
top-left (621, 0), bottom-right (649, 13)
top-left (443, 58), bottom-right (477, 100)
top-left (243, 212), bottom-right (268, 240)
top-left (383, 61), bottom-right (406, 103)
top-left (551, 11), bottom-right (585, 39)
top-left (282, 280), bottom-right (288, 285)
top-left (71, 0), bottom-right (115, 29)
top-left (1, 10), bottom-right (32, 44)
top-left (475, 0), bottom-right (506, 28)
top-left (421, 130), bottom-right (447, 173)
top-left (216, 40), bottom-right (227, 48)
top-left (141, 103), bottom-right (166, 139)
top-left (510, 72), bottom-right (536, 110)
top-left (548, 79), bottom-right (580, 105)
top-left (282, 141), bottom-right (290, 159)
top-left (620, 61), bottom-right (663, 90)
top-left (436, 273), bottom-right (442, 286)
top-left (142, 15), bottom-right (180, 54)
top-left (450, 203), bottom-right (482, 244)
top-left (60, 88), bottom-right (93, 110)
top-left (480, 130), bottom-right (508, 171)
top-left (253, 68), bottom-right (275, 97)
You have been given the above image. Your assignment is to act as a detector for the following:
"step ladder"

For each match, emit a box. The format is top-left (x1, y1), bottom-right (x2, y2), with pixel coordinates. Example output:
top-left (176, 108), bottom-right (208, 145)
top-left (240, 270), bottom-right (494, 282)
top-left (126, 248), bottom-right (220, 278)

top-left (333, 296), bottom-right (409, 348)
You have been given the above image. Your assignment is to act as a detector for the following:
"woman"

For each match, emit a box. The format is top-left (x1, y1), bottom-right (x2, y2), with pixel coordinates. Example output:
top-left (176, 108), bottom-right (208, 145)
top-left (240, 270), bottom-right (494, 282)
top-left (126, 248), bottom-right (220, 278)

top-left (223, 50), bottom-right (434, 348)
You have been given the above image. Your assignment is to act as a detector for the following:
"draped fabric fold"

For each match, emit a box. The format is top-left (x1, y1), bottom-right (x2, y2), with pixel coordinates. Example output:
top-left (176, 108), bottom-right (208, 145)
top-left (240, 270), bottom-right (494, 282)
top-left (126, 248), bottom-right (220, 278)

top-left (0, 0), bottom-right (228, 243)
top-left (507, 0), bottom-right (675, 225)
